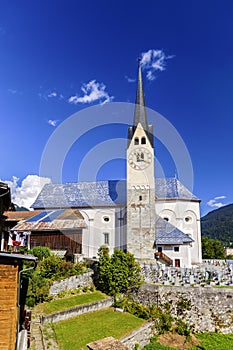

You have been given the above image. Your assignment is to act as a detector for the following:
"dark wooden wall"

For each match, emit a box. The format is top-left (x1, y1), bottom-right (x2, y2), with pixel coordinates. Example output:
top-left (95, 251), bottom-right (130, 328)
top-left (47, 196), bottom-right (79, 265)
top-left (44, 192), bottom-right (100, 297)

top-left (30, 230), bottom-right (82, 254)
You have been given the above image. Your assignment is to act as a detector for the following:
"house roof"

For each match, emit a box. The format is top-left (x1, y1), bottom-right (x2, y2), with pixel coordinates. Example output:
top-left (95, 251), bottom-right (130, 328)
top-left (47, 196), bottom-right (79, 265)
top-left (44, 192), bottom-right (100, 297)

top-left (11, 209), bottom-right (86, 231)
top-left (4, 210), bottom-right (42, 222)
top-left (155, 216), bottom-right (194, 245)
top-left (0, 252), bottom-right (38, 262)
top-left (32, 178), bottom-right (199, 209)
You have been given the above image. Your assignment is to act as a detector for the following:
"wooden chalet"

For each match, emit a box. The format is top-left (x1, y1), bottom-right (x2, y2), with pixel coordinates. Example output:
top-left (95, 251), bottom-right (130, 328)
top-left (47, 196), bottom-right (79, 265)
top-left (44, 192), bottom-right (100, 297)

top-left (4, 209), bottom-right (87, 260)
top-left (0, 252), bottom-right (37, 350)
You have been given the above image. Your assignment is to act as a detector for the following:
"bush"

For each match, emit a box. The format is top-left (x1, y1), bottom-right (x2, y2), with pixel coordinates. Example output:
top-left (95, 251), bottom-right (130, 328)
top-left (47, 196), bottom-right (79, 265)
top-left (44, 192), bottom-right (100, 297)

top-left (114, 297), bottom-right (172, 328)
top-left (155, 311), bottom-right (173, 334)
top-left (175, 318), bottom-right (192, 336)
top-left (25, 251), bottom-right (87, 306)
top-left (29, 246), bottom-right (51, 261)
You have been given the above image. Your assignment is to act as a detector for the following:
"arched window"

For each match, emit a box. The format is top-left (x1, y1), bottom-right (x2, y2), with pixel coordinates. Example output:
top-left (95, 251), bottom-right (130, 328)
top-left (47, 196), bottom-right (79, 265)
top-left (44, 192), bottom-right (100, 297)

top-left (134, 137), bottom-right (139, 145)
top-left (141, 137), bottom-right (146, 144)
top-left (140, 152), bottom-right (144, 160)
top-left (104, 233), bottom-right (109, 245)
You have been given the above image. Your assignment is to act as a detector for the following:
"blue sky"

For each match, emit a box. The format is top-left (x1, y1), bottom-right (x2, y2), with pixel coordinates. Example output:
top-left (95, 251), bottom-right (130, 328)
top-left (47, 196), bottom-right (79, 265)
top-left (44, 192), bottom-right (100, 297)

top-left (0, 0), bottom-right (233, 215)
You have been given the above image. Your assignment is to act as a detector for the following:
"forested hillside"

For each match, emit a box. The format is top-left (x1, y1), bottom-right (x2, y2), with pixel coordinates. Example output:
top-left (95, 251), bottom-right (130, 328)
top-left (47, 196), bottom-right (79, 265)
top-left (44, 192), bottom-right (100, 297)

top-left (201, 204), bottom-right (233, 246)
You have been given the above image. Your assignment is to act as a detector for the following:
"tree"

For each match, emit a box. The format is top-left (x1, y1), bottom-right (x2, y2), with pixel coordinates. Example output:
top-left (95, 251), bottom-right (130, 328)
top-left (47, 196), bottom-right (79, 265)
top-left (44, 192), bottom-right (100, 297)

top-left (202, 236), bottom-right (226, 259)
top-left (96, 245), bottom-right (112, 294)
top-left (28, 246), bottom-right (51, 261)
top-left (96, 246), bottom-right (143, 296)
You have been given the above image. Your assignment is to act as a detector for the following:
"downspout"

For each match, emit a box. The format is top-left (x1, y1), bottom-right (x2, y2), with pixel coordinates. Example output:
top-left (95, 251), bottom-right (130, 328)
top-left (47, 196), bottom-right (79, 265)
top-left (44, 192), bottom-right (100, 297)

top-left (15, 261), bottom-right (37, 350)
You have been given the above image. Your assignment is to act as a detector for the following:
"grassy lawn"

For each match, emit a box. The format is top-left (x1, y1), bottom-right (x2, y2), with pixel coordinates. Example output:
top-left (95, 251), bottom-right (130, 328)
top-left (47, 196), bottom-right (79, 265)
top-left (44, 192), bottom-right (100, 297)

top-left (143, 333), bottom-right (233, 349)
top-left (53, 308), bottom-right (146, 350)
top-left (193, 332), bottom-right (233, 349)
top-left (35, 291), bottom-right (107, 315)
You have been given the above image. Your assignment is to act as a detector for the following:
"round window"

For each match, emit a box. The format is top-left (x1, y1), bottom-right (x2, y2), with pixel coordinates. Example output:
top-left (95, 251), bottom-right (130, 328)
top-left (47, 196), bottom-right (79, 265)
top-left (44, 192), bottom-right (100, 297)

top-left (185, 216), bottom-right (192, 223)
top-left (103, 216), bottom-right (110, 222)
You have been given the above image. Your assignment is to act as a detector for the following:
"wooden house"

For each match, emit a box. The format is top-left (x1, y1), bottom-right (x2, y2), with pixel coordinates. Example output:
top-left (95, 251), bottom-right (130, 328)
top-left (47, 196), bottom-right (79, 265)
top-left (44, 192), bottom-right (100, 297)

top-left (4, 209), bottom-right (86, 260)
top-left (0, 252), bottom-right (37, 350)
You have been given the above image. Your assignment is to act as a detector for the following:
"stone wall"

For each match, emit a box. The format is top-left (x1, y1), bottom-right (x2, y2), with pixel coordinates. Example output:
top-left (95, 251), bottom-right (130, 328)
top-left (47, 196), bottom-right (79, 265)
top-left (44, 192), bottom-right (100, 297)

top-left (49, 269), bottom-right (93, 295)
top-left (121, 321), bottom-right (155, 350)
top-left (131, 284), bottom-right (233, 333)
top-left (41, 298), bottom-right (113, 324)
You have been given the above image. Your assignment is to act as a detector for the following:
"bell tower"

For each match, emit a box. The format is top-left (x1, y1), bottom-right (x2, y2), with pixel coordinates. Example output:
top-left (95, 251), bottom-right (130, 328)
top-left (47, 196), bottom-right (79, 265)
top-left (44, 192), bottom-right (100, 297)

top-left (126, 60), bottom-right (155, 260)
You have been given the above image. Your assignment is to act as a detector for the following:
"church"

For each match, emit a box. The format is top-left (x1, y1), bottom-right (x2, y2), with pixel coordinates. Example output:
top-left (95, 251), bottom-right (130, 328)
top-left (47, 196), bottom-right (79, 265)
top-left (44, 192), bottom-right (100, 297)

top-left (29, 63), bottom-right (202, 268)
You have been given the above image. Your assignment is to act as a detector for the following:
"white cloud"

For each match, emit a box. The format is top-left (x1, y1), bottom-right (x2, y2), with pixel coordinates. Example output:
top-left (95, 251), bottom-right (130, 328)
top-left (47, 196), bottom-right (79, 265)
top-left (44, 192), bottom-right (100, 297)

top-left (48, 91), bottom-right (57, 98)
top-left (68, 80), bottom-right (114, 105)
top-left (214, 196), bottom-right (226, 200)
top-left (207, 196), bottom-right (227, 208)
top-left (125, 75), bottom-right (136, 83)
top-left (140, 49), bottom-right (174, 81)
top-left (48, 119), bottom-right (59, 127)
top-left (38, 90), bottom-right (64, 101)
top-left (1, 175), bottom-right (51, 210)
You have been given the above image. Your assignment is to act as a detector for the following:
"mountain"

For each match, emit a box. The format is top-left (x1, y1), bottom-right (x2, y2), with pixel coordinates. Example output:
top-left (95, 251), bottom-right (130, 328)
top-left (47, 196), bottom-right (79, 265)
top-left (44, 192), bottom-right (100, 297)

top-left (201, 204), bottom-right (233, 246)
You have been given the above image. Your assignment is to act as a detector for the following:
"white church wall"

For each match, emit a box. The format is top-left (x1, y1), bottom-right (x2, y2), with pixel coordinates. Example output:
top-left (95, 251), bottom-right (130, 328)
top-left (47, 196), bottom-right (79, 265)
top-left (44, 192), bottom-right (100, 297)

top-left (80, 207), bottom-right (126, 259)
top-left (156, 200), bottom-right (202, 264)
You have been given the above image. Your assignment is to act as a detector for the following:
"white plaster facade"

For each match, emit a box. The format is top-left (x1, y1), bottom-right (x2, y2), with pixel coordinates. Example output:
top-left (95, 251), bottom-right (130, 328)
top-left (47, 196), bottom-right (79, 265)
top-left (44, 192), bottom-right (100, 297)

top-left (32, 63), bottom-right (202, 268)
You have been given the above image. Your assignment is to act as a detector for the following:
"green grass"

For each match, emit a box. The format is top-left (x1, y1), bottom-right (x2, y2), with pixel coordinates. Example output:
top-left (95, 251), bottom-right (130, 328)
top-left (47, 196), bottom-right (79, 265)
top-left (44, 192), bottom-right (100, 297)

top-left (36, 291), bottom-right (107, 315)
top-left (53, 308), bottom-right (146, 350)
top-left (143, 333), bottom-right (233, 349)
top-left (192, 332), bottom-right (233, 349)
top-left (144, 343), bottom-right (176, 349)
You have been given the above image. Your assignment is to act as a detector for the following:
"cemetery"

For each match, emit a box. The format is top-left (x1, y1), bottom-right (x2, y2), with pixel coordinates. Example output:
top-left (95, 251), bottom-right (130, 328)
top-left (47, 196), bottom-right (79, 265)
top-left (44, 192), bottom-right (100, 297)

top-left (141, 259), bottom-right (233, 287)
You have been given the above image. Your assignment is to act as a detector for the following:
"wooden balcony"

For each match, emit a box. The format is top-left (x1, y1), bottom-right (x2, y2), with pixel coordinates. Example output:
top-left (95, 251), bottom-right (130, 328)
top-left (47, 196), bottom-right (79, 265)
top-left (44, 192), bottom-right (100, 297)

top-left (155, 251), bottom-right (173, 266)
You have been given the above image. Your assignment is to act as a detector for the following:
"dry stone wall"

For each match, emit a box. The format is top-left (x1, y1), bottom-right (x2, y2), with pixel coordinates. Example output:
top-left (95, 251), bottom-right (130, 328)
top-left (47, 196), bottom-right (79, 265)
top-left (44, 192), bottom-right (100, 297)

top-left (121, 321), bottom-right (155, 350)
top-left (41, 298), bottom-right (113, 324)
top-left (49, 269), bottom-right (93, 295)
top-left (131, 284), bottom-right (233, 333)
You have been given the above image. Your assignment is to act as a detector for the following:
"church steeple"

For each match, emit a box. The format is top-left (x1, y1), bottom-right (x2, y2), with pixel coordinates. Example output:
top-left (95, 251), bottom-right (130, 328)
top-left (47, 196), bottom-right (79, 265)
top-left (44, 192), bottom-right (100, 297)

top-left (128, 59), bottom-right (154, 147)
top-left (133, 59), bottom-right (148, 132)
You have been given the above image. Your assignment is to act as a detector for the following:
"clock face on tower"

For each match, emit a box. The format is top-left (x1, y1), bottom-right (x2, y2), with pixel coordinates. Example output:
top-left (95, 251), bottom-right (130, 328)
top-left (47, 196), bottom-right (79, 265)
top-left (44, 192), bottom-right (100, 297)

top-left (128, 147), bottom-right (152, 170)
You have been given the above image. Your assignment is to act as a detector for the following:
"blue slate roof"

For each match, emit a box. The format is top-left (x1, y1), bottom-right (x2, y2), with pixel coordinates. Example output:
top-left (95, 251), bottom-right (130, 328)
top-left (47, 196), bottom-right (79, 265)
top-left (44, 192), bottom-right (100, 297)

top-left (32, 178), bottom-right (199, 209)
top-left (155, 216), bottom-right (194, 245)
top-left (32, 180), bottom-right (126, 209)
top-left (155, 178), bottom-right (199, 201)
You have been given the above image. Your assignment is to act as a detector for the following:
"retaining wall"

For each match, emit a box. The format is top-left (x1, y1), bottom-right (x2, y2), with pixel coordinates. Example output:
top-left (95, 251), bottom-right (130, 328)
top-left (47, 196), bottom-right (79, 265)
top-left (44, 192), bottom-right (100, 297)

top-left (131, 284), bottom-right (233, 333)
top-left (121, 321), bottom-right (155, 350)
top-left (41, 297), bottom-right (113, 324)
top-left (49, 270), bottom-right (93, 295)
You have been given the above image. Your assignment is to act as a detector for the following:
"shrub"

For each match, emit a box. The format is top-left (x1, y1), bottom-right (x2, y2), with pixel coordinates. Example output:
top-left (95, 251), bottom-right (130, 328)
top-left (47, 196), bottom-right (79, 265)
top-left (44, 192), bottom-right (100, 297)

top-left (29, 246), bottom-right (51, 261)
top-left (25, 252), bottom-right (86, 306)
top-left (175, 318), bottom-right (192, 336)
top-left (176, 297), bottom-right (191, 315)
top-left (155, 311), bottom-right (173, 334)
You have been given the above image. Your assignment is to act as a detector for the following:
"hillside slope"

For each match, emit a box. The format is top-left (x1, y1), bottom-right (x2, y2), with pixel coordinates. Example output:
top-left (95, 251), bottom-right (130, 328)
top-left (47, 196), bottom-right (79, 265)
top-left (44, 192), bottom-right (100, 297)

top-left (201, 204), bottom-right (233, 245)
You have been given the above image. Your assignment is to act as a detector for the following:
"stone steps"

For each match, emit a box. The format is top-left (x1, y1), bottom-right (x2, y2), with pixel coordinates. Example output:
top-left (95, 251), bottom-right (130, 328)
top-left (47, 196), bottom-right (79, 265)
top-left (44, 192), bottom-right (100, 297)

top-left (30, 320), bottom-right (44, 350)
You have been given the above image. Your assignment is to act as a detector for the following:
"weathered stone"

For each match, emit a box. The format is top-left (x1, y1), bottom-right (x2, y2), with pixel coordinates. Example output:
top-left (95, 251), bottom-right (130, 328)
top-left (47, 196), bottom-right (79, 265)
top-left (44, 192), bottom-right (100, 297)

top-left (49, 269), bottom-right (93, 295)
top-left (130, 284), bottom-right (233, 333)
top-left (87, 337), bottom-right (130, 350)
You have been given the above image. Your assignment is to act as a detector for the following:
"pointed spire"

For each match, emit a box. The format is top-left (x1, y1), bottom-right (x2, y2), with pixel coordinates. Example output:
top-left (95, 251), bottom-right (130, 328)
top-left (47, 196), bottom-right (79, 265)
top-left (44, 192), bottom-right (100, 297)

top-left (133, 58), bottom-right (148, 131)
